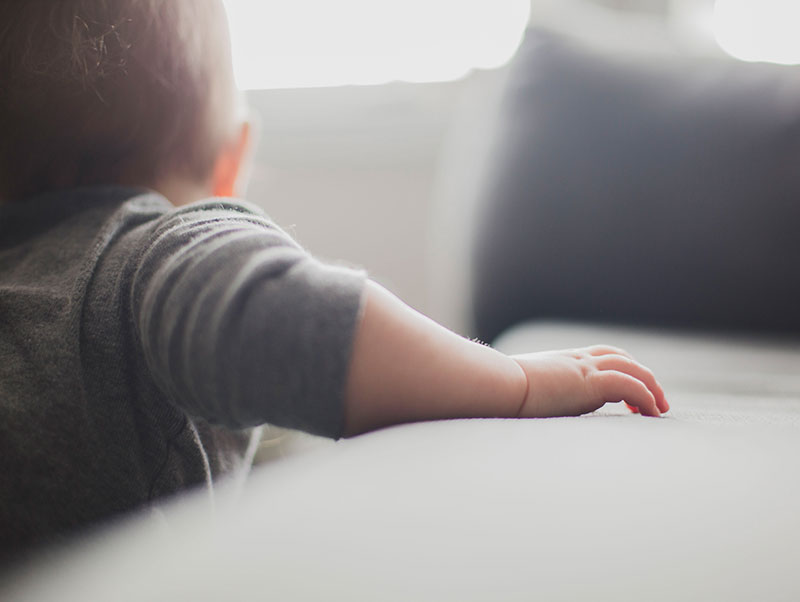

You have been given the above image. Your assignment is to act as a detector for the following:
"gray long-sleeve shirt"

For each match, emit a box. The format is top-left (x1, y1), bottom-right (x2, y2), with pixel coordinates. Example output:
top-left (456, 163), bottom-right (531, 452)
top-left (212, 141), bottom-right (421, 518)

top-left (0, 187), bottom-right (365, 560)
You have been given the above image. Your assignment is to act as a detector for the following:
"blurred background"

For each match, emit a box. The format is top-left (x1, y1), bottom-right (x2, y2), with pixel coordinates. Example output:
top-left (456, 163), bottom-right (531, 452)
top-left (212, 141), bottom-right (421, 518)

top-left (222, 0), bottom-right (800, 340)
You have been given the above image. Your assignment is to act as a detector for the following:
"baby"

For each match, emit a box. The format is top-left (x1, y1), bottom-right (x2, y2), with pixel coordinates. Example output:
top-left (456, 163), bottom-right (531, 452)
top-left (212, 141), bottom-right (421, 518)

top-left (0, 0), bottom-right (668, 560)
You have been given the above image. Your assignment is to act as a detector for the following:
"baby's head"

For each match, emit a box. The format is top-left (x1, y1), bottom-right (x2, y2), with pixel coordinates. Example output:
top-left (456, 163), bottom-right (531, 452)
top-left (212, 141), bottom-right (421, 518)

top-left (0, 0), bottom-right (249, 204)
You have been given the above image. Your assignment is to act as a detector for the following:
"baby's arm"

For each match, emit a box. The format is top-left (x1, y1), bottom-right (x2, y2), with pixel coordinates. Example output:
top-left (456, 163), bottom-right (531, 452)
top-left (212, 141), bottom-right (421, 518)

top-left (344, 281), bottom-right (668, 436)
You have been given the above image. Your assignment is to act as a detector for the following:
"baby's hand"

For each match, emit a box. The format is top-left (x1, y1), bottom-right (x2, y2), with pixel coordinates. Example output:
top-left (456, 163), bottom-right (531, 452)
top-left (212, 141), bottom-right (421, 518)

top-left (511, 346), bottom-right (669, 418)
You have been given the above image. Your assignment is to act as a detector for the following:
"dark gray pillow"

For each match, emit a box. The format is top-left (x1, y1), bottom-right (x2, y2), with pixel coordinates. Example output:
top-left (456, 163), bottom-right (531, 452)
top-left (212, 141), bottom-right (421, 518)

top-left (471, 28), bottom-right (800, 343)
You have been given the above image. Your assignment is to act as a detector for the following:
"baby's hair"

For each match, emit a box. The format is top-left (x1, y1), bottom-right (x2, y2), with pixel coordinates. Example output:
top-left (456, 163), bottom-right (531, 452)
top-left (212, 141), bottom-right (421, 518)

top-left (0, 0), bottom-right (234, 201)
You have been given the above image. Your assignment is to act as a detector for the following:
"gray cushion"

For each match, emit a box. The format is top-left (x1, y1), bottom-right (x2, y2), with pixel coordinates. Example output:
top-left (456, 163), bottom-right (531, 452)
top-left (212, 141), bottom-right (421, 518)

top-left (471, 28), bottom-right (800, 342)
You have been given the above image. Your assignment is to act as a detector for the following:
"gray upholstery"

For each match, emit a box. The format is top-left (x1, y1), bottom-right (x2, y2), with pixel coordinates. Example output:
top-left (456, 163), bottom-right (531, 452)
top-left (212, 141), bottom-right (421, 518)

top-left (4, 323), bottom-right (800, 601)
top-left (472, 28), bottom-right (800, 343)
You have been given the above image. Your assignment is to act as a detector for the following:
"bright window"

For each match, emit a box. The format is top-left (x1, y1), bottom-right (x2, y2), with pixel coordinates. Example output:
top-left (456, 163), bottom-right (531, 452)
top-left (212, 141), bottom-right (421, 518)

top-left (714, 0), bottom-right (800, 65)
top-left (222, 0), bottom-right (530, 90)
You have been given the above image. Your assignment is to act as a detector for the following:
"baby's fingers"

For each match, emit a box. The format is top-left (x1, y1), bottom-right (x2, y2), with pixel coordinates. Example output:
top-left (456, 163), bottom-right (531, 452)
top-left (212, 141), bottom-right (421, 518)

top-left (587, 370), bottom-right (661, 417)
top-left (584, 345), bottom-right (635, 359)
top-left (593, 354), bottom-right (669, 414)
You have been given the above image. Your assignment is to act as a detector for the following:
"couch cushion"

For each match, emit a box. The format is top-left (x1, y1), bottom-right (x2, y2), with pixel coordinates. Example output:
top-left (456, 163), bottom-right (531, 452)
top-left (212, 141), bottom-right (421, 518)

top-left (5, 322), bottom-right (800, 601)
top-left (471, 28), bottom-right (800, 342)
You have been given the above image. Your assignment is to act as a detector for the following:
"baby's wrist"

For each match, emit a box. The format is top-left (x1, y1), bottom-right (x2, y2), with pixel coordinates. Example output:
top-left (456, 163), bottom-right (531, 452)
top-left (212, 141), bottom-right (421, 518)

top-left (509, 357), bottom-right (530, 418)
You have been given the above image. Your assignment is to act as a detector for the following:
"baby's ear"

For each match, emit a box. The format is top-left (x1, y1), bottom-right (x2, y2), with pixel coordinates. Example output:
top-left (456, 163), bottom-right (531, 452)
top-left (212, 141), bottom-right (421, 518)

top-left (211, 120), bottom-right (254, 198)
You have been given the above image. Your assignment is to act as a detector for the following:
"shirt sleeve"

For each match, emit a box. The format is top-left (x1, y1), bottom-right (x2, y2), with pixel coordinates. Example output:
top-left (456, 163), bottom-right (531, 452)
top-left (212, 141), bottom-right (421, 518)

top-left (130, 198), bottom-right (366, 438)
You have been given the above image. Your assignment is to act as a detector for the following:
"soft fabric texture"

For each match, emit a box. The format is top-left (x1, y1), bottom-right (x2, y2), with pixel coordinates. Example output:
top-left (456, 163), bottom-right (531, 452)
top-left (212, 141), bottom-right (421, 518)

top-left (0, 187), bottom-right (365, 560)
top-left (4, 322), bottom-right (800, 602)
top-left (471, 28), bottom-right (800, 343)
